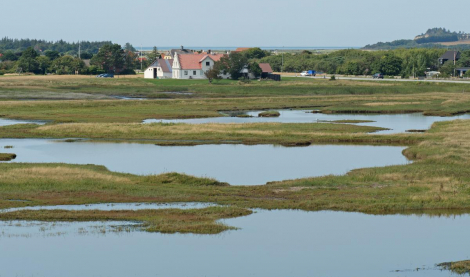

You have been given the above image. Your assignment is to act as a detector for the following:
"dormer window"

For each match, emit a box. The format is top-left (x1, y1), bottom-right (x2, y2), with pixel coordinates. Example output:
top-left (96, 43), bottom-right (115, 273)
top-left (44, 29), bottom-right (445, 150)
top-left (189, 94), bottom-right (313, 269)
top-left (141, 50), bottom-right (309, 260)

top-left (206, 62), bottom-right (210, 66)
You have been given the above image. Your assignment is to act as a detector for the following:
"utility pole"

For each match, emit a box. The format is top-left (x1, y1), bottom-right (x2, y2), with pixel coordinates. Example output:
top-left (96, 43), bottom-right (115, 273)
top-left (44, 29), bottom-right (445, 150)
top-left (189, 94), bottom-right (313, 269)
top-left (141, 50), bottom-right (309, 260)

top-left (454, 51), bottom-right (456, 77)
top-left (78, 41), bottom-right (81, 59)
top-left (140, 44), bottom-right (143, 71)
top-left (281, 46), bottom-right (284, 73)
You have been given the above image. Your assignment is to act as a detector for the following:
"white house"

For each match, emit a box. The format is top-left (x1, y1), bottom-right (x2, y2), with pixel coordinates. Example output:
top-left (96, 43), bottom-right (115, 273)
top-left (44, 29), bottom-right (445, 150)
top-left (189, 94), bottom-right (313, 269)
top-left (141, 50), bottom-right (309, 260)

top-left (144, 58), bottom-right (173, 79)
top-left (172, 53), bottom-right (226, 79)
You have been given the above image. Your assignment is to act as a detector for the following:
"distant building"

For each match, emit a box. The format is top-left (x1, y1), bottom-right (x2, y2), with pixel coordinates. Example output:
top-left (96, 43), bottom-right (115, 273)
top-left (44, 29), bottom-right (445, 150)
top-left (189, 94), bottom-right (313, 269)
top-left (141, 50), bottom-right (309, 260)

top-left (456, 67), bottom-right (470, 77)
top-left (259, 63), bottom-right (273, 78)
top-left (144, 58), bottom-right (174, 79)
top-left (169, 46), bottom-right (194, 57)
top-left (233, 47), bottom-right (251, 52)
top-left (439, 51), bottom-right (460, 65)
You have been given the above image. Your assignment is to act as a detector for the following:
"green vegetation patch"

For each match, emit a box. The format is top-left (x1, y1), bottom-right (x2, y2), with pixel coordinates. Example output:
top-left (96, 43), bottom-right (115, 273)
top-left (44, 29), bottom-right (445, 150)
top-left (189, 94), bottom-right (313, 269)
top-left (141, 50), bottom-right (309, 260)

top-left (258, 111), bottom-right (280, 117)
top-left (0, 153), bottom-right (16, 161)
top-left (438, 260), bottom-right (470, 275)
top-left (0, 206), bottom-right (253, 234)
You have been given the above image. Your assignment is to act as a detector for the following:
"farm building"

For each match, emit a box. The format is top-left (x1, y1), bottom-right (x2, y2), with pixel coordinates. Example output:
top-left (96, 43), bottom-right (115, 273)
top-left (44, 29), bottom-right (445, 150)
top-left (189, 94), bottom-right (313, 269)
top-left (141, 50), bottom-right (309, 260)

top-left (439, 51), bottom-right (460, 65)
top-left (144, 58), bottom-right (173, 79)
top-left (259, 63), bottom-right (273, 78)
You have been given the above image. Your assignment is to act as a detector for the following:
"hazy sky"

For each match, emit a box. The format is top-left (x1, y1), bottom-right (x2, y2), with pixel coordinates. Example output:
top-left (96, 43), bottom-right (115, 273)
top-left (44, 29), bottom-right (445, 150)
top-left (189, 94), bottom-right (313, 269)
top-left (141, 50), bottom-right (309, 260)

top-left (1, 0), bottom-right (468, 47)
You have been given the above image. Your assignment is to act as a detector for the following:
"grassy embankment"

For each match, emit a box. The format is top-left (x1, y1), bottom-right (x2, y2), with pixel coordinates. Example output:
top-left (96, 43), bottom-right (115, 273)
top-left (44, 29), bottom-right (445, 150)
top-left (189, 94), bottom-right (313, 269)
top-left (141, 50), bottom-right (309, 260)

top-left (0, 91), bottom-right (470, 124)
top-left (0, 153), bottom-right (16, 161)
top-left (0, 75), bottom-right (470, 100)
top-left (0, 122), bottom-right (420, 146)
top-left (1, 119), bottom-right (470, 233)
top-left (439, 260), bottom-right (470, 274)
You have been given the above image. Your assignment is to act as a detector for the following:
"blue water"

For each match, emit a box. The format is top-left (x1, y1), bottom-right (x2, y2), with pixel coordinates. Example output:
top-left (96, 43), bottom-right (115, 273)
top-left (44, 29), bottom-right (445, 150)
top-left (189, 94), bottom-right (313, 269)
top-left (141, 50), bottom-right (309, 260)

top-left (0, 210), bottom-right (467, 277)
top-left (144, 110), bottom-right (470, 134)
top-left (0, 139), bottom-right (409, 185)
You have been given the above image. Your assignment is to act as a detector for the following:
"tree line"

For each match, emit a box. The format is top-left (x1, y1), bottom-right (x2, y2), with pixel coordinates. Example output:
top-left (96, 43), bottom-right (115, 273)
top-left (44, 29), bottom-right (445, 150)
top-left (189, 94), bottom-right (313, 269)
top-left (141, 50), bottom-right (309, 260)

top-left (0, 37), bottom-right (112, 56)
top-left (0, 43), bottom-right (143, 75)
top-left (259, 48), bottom-right (470, 78)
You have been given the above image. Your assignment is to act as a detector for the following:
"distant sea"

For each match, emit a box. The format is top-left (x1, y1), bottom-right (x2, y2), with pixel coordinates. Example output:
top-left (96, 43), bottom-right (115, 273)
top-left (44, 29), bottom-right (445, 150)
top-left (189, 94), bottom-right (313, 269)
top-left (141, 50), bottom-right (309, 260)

top-left (139, 46), bottom-right (359, 51)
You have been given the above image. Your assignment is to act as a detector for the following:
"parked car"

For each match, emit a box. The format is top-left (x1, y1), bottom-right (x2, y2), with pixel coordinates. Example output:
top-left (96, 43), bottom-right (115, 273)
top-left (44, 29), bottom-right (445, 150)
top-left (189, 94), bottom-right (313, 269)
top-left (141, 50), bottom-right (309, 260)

top-left (373, 73), bottom-right (384, 79)
top-left (300, 70), bottom-right (316, 76)
top-left (96, 73), bottom-right (114, 78)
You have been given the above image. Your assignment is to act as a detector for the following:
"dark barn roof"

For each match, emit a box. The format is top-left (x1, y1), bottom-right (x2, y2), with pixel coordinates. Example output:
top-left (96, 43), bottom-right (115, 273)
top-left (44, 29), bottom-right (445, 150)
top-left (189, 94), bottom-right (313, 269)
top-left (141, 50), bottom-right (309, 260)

top-left (439, 51), bottom-right (461, 61)
top-left (259, 63), bottom-right (273, 73)
top-left (148, 59), bottom-right (174, 73)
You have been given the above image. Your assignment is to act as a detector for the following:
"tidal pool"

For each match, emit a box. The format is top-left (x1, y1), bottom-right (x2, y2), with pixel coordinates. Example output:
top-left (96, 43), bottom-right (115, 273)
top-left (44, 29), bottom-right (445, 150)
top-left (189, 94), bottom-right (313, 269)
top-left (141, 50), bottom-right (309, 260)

top-left (143, 110), bottom-right (470, 134)
top-left (0, 210), bottom-right (468, 277)
top-left (0, 139), bottom-right (409, 185)
top-left (0, 118), bottom-right (46, 127)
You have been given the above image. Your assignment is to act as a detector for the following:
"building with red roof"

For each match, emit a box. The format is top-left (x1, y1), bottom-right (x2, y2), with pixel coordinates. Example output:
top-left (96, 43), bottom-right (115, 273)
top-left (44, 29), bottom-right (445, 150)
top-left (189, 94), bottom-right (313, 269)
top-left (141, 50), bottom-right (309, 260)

top-left (172, 53), bottom-right (227, 79)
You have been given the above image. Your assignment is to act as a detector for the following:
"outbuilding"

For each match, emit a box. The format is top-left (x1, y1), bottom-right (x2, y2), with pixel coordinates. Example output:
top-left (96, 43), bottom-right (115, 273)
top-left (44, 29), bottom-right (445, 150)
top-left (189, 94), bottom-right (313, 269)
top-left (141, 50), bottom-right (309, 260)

top-left (144, 58), bottom-right (174, 79)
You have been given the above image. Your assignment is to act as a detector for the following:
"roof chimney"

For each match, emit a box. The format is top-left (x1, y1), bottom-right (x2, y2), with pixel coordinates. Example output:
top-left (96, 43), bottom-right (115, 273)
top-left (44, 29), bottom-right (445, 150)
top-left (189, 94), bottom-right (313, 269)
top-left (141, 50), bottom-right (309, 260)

top-left (207, 49), bottom-right (211, 54)
top-left (181, 45), bottom-right (184, 50)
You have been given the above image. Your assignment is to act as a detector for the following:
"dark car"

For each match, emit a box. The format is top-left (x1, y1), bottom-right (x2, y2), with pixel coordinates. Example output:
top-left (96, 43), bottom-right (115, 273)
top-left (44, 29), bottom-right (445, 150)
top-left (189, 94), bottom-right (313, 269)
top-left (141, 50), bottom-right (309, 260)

top-left (373, 73), bottom-right (384, 79)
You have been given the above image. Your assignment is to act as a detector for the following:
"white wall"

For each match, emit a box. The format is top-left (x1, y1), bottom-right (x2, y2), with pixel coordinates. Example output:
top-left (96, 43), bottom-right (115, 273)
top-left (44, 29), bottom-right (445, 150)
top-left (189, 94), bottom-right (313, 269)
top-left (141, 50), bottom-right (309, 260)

top-left (144, 67), bottom-right (156, 79)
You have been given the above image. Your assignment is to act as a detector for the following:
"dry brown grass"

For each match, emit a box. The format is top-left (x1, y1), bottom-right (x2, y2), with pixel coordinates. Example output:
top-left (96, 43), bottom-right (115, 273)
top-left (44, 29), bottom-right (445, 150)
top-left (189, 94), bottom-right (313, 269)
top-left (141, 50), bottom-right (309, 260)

top-left (0, 166), bottom-right (132, 184)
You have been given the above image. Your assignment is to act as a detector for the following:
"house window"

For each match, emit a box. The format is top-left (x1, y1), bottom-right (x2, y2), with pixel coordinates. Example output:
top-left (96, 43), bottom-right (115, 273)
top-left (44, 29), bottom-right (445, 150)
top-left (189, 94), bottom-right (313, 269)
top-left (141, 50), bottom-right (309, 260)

top-left (184, 71), bottom-right (188, 75)
top-left (206, 62), bottom-right (210, 66)
top-left (193, 71), bottom-right (196, 75)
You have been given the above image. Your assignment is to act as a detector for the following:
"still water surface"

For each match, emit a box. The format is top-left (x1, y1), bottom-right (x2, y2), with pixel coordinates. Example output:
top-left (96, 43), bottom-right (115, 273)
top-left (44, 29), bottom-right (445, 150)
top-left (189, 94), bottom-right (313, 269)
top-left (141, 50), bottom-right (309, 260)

top-left (0, 118), bottom-right (46, 126)
top-left (143, 110), bottom-right (470, 134)
top-left (0, 209), bottom-right (467, 277)
top-left (0, 139), bottom-right (409, 185)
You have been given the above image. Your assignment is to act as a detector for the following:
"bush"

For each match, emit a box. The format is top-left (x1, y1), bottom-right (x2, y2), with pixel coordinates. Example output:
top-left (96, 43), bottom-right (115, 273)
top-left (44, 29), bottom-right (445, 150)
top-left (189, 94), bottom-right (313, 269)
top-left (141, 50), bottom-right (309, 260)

top-left (238, 77), bottom-right (251, 84)
top-left (464, 71), bottom-right (470, 78)
top-left (330, 75), bottom-right (336, 81)
top-left (119, 69), bottom-right (136, 75)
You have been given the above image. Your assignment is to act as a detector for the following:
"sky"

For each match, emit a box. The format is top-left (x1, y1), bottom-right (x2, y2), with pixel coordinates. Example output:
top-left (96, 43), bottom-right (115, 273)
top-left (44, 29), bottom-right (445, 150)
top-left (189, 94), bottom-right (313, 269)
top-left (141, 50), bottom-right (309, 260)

top-left (1, 0), bottom-right (468, 47)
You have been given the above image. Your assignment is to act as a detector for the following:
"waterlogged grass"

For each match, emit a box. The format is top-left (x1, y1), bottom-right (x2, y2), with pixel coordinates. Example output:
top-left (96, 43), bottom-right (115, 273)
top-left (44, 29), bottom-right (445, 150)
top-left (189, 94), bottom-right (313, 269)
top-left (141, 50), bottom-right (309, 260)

top-left (258, 111), bottom-right (280, 117)
top-left (0, 122), bottom-right (422, 146)
top-left (0, 92), bottom-right (469, 123)
top-left (0, 153), bottom-right (16, 161)
top-left (0, 207), bottom-right (252, 234)
top-left (0, 120), bottom-right (469, 215)
top-left (438, 260), bottom-right (470, 275)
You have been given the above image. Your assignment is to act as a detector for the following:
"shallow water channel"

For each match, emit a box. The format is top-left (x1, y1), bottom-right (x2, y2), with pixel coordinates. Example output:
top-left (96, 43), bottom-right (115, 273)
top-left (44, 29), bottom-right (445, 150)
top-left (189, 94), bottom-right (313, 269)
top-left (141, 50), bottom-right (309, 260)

top-left (0, 208), bottom-right (468, 277)
top-left (0, 139), bottom-right (409, 185)
top-left (143, 110), bottom-right (470, 134)
top-left (0, 118), bottom-right (46, 126)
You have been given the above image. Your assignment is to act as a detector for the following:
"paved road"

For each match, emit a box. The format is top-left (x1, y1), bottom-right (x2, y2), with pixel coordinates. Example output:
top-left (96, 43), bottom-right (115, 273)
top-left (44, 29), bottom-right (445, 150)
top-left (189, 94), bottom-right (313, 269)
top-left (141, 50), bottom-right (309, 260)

top-left (286, 75), bottom-right (470, 84)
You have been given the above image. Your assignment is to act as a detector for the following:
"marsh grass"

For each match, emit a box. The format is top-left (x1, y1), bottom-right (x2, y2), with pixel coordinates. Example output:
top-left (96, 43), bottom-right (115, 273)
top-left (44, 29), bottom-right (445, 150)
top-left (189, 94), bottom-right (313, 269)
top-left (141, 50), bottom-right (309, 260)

top-left (258, 111), bottom-right (281, 117)
top-left (438, 260), bottom-right (470, 274)
top-left (0, 153), bottom-right (16, 161)
top-left (0, 122), bottom-right (420, 146)
top-left (0, 207), bottom-right (253, 234)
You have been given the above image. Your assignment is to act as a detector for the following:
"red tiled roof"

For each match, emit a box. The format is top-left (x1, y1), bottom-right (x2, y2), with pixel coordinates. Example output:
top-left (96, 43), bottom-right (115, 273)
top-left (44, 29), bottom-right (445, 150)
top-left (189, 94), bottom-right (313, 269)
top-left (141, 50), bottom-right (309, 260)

top-left (259, 63), bottom-right (273, 73)
top-left (178, 54), bottom-right (225, 70)
top-left (234, 47), bottom-right (250, 52)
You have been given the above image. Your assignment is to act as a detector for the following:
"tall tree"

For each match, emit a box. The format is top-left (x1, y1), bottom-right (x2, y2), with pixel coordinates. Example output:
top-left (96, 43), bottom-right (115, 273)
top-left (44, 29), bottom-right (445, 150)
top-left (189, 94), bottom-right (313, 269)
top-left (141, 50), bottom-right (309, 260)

top-left (217, 52), bottom-right (247, 80)
top-left (17, 47), bottom-right (39, 72)
top-left (36, 56), bottom-right (51, 74)
top-left (124, 43), bottom-right (136, 52)
top-left (147, 46), bottom-right (159, 62)
top-left (90, 44), bottom-right (124, 72)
